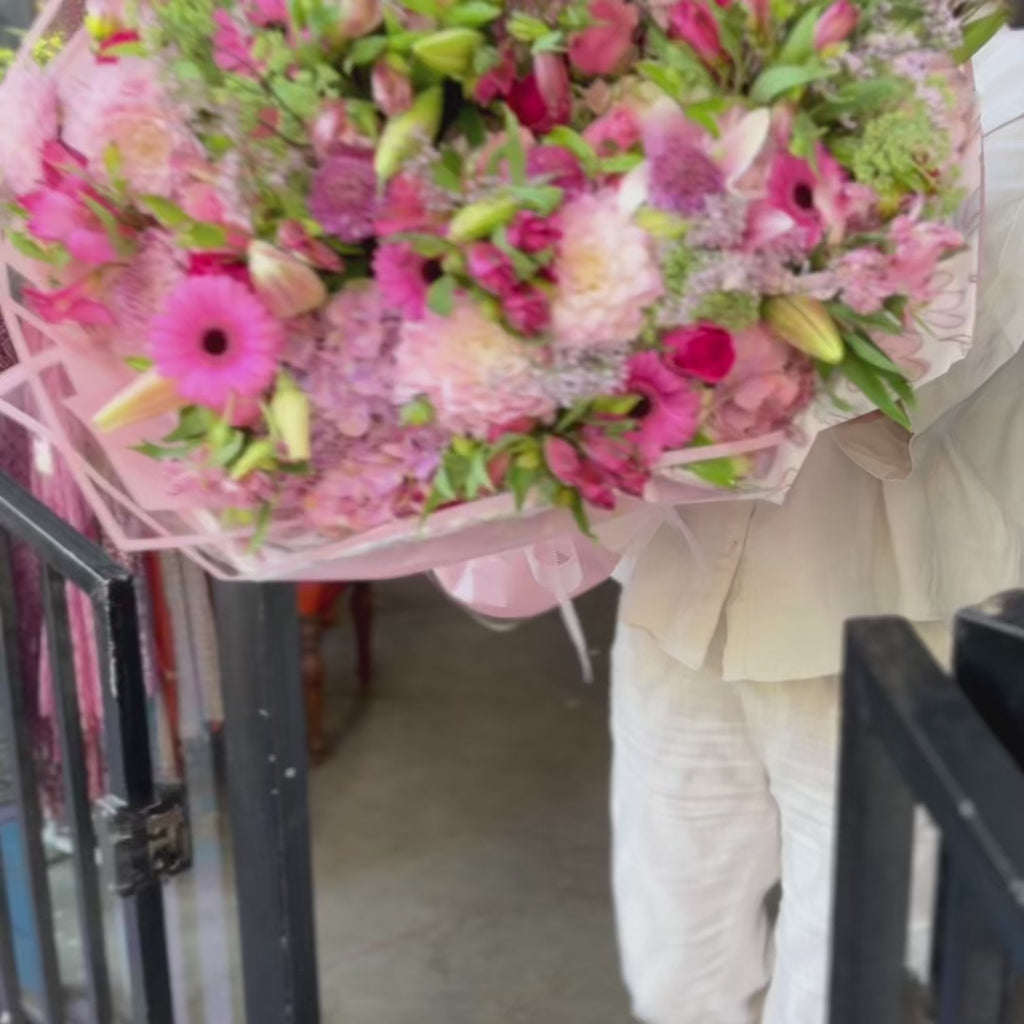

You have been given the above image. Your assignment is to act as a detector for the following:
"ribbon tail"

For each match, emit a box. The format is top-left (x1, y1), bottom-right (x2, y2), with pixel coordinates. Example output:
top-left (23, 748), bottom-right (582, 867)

top-left (556, 592), bottom-right (593, 685)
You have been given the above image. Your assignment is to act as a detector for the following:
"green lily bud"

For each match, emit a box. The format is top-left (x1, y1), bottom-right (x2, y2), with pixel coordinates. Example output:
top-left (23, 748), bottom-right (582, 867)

top-left (447, 195), bottom-right (518, 244)
top-left (93, 369), bottom-right (185, 432)
top-left (270, 375), bottom-right (311, 462)
top-left (763, 296), bottom-right (844, 365)
top-left (411, 28), bottom-right (484, 80)
top-left (375, 86), bottom-right (443, 182)
top-left (230, 439), bottom-right (277, 481)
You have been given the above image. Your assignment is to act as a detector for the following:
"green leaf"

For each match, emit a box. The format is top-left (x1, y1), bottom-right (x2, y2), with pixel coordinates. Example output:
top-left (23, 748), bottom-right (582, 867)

top-left (531, 31), bottom-right (565, 54)
top-left (80, 195), bottom-right (135, 258)
top-left (687, 455), bottom-right (740, 489)
top-left (542, 126), bottom-right (599, 176)
top-left (493, 226), bottom-right (539, 281)
top-left (636, 61), bottom-right (688, 104)
top-left (397, 0), bottom-right (442, 18)
top-left (507, 463), bottom-right (537, 510)
top-left (444, 1), bottom-right (503, 28)
top-left (133, 440), bottom-right (202, 461)
top-left (432, 161), bottom-right (463, 192)
top-left (954, 11), bottom-right (1005, 64)
top-left (841, 355), bottom-right (912, 430)
top-left (426, 274), bottom-right (456, 316)
top-left (247, 502), bottom-right (273, 552)
top-left (211, 430), bottom-right (247, 467)
top-left (502, 105), bottom-right (527, 185)
top-left (749, 63), bottom-right (831, 105)
top-left (391, 232), bottom-right (451, 258)
top-left (102, 39), bottom-right (146, 57)
top-left (776, 4), bottom-right (822, 65)
top-left (344, 35), bottom-right (389, 69)
top-left (431, 461), bottom-right (457, 501)
top-left (124, 356), bottom-right (153, 372)
top-left (163, 405), bottom-right (214, 443)
top-left (465, 447), bottom-right (493, 499)
top-left (138, 194), bottom-right (191, 229)
top-left (810, 78), bottom-right (908, 121)
top-left (8, 232), bottom-right (68, 267)
top-left (683, 99), bottom-right (731, 137)
top-left (400, 397), bottom-right (435, 426)
top-left (509, 184), bottom-right (564, 215)
top-left (599, 152), bottom-right (644, 175)
top-left (177, 221), bottom-right (229, 250)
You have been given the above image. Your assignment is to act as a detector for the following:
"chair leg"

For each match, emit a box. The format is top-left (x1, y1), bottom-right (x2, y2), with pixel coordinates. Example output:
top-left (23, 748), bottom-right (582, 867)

top-left (301, 616), bottom-right (328, 760)
top-left (352, 582), bottom-right (374, 694)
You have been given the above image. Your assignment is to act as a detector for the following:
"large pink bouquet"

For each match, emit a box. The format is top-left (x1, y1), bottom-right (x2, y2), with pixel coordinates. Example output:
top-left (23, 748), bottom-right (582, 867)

top-left (0, 0), bottom-right (994, 577)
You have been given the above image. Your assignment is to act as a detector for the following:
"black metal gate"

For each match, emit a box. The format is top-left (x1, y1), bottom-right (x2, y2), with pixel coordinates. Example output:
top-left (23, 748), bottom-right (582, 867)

top-left (0, 472), bottom-right (319, 1024)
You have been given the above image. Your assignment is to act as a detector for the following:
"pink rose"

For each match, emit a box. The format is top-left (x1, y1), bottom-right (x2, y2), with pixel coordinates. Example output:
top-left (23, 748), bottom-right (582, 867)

top-left (568, 0), bottom-right (639, 77)
top-left (507, 54), bottom-right (571, 134)
top-left (504, 286), bottom-right (552, 335)
top-left (467, 243), bottom-right (518, 298)
top-left (664, 323), bottom-right (736, 383)
top-left (583, 105), bottom-right (641, 156)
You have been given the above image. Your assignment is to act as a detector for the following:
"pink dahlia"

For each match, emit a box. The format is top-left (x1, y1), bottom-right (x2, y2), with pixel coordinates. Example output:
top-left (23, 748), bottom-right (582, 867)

top-left (394, 297), bottom-right (555, 438)
top-left (148, 275), bottom-right (283, 407)
top-left (625, 352), bottom-right (701, 461)
top-left (551, 191), bottom-right (662, 352)
top-left (309, 148), bottom-right (377, 242)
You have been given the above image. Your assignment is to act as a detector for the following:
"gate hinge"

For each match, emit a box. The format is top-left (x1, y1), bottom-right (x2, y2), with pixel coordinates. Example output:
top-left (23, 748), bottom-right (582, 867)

top-left (99, 785), bottom-right (192, 897)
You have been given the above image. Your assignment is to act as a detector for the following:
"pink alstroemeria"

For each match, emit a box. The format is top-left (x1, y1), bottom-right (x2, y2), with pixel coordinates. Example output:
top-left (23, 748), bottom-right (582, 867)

top-left (473, 46), bottom-right (516, 106)
top-left (507, 211), bottom-right (561, 254)
top-left (668, 0), bottom-right (728, 72)
top-left (544, 436), bottom-right (617, 509)
top-left (24, 277), bottom-right (115, 326)
top-left (568, 0), bottom-right (639, 77)
top-left (584, 104), bottom-right (642, 156)
top-left (622, 100), bottom-right (769, 215)
top-left (508, 54), bottom-right (572, 134)
top-left (814, 0), bottom-right (859, 52)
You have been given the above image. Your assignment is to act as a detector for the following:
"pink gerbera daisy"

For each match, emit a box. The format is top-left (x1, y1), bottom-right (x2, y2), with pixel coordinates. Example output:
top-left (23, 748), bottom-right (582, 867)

top-left (625, 351), bottom-right (702, 461)
top-left (148, 275), bottom-right (283, 407)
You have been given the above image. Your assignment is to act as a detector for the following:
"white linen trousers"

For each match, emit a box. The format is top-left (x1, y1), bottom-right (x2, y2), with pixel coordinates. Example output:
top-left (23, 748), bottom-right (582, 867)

top-left (609, 30), bottom-right (1024, 1024)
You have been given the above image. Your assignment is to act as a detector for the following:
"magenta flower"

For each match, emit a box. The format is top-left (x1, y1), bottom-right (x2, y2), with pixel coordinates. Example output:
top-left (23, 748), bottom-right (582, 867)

top-left (525, 146), bottom-right (588, 195)
top-left (581, 428), bottom-right (647, 496)
top-left (213, 11), bottom-right (262, 75)
top-left (309, 147), bottom-right (377, 242)
top-left (374, 174), bottom-right (441, 237)
top-left (373, 242), bottom-right (432, 320)
top-left (148, 275), bottom-right (284, 407)
top-left (245, 0), bottom-right (288, 25)
top-left (504, 286), bottom-right (552, 336)
top-left (766, 152), bottom-right (824, 249)
top-left (544, 436), bottom-right (617, 509)
top-left (624, 352), bottom-right (701, 461)
top-left (507, 211), bottom-right (561, 253)
top-left (667, 1), bottom-right (728, 71)
top-left (568, 0), bottom-right (639, 77)
top-left (664, 323), bottom-right (736, 383)
top-left (467, 243), bottom-right (518, 298)
top-left (814, 0), bottom-right (859, 52)
top-left (473, 46), bottom-right (516, 105)
top-left (508, 54), bottom-right (572, 134)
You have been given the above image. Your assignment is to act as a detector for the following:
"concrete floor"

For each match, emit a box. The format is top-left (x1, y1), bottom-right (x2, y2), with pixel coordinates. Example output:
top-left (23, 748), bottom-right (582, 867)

top-left (309, 576), bottom-right (632, 1024)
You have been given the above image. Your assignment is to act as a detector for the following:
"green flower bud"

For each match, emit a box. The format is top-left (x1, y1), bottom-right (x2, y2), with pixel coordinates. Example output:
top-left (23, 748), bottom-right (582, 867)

top-left (230, 439), bottom-right (278, 481)
top-left (270, 375), bottom-right (311, 462)
top-left (412, 28), bottom-right (484, 80)
top-left (763, 296), bottom-right (844, 365)
top-left (375, 86), bottom-right (444, 182)
top-left (447, 195), bottom-right (518, 244)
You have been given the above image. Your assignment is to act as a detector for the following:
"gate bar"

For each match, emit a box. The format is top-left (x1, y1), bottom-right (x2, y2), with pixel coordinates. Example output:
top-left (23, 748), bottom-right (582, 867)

top-left (0, 841), bottom-right (25, 1024)
top-left (214, 581), bottom-right (320, 1024)
top-left (42, 565), bottom-right (113, 1024)
top-left (0, 535), bottom-right (63, 1024)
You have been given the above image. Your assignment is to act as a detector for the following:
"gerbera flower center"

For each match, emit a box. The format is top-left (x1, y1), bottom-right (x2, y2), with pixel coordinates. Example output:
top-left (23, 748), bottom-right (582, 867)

top-left (793, 183), bottom-right (814, 210)
top-left (632, 396), bottom-right (652, 418)
top-left (203, 328), bottom-right (230, 356)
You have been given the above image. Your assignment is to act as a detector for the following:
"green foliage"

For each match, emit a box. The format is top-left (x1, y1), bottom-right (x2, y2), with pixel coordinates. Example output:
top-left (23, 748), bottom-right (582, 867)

top-left (693, 290), bottom-right (761, 332)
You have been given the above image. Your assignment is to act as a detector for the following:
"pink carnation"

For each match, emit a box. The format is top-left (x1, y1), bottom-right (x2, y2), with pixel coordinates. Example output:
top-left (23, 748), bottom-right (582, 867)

top-left (551, 191), bottom-right (662, 352)
top-left (309, 147), bottom-right (377, 242)
top-left (708, 325), bottom-right (814, 441)
top-left (394, 298), bottom-right (556, 439)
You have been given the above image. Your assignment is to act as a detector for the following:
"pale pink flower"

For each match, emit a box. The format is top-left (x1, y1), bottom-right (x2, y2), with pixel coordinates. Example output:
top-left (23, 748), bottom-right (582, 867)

top-left (394, 297), bottom-right (555, 438)
top-left (550, 191), bottom-right (662, 352)
top-left (24, 277), bottom-right (115, 326)
top-left (625, 352), bottom-right (701, 461)
top-left (568, 0), bottom-right (639, 77)
top-left (888, 214), bottom-right (964, 300)
top-left (0, 63), bottom-right (59, 196)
